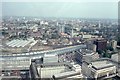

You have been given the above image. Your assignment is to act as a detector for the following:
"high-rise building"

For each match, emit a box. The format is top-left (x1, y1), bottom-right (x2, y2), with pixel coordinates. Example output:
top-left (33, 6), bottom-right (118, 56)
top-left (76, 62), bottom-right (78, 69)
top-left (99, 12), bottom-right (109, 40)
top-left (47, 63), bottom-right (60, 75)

top-left (71, 28), bottom-right (74, 37)
top-left (118, 22), bottom-right (120, 46)
top-left (111, 40), bottom-right (117, 50)
top-left (94, 39), bottom-right (107, 51)
top-left (98, 21), bottom-right (101, 28)
top-left (59, 25), bottom-right (65, 33)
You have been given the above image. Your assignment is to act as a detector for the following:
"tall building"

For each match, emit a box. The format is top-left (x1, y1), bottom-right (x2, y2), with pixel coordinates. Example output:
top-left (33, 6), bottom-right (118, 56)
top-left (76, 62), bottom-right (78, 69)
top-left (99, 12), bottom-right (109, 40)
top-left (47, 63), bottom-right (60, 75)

top-left (94, 39), bottom-right (107, 51)
top-left (111, 40), bottom-right (117, 50)
top-left (71, 28), bottom-right (74, 37)
top-left (98, 21), bottom-right (101, 28)
top-left (87, 41), bottom-right (97, 52)
top-left (118, 22), bottom-right (120, 46)
top-left (118, 15), bottom-right (120, 46)
top-left (59, 25), bottom-right (65, 33)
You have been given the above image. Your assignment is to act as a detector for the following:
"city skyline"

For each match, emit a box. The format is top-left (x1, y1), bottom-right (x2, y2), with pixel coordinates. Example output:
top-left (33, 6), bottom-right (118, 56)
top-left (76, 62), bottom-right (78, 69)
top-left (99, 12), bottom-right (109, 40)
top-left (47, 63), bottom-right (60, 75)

top-left (2, 2), bottom-right (118, 19)
top-left (1, 0), bottom-right (120, 79)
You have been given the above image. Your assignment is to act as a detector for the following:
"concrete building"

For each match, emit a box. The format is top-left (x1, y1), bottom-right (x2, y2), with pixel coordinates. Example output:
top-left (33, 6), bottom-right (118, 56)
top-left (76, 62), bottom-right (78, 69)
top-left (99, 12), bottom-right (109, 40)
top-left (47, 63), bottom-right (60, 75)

top-left (1, 57), bottom-right (31, 71)
top-left (82, 34), bottom-right (92, 39)
top-left (75, 49), bottom-right (99, 63)
top-left (59, 25), bottom-right (65, 33)
top-left (52, 71), bottom-right (83, 80)
top-left (94, 39), bottom-right (107, 51)
top-left (1, 45), bottom-right (86, 71)
top-left (43, 54), bottom-right (58, 63)
top-left (111, 53), bottom-right (120, 77)
top-left (111, 53), bottom-right (119, 62)
top-left (72, 64), bottom-right (81, 72)
top-left (30, 62), bottom-right (73, 79)
top-left (87, 41), bottom-right (97, 52)
top-left (30, 53), bottom-right (84, 79)
top-left (30, 61), bottom-right (84, 80)
top-left (82, 59), bottom-right (117, 79)
top-left (111, 40), bottom-right (117, 50)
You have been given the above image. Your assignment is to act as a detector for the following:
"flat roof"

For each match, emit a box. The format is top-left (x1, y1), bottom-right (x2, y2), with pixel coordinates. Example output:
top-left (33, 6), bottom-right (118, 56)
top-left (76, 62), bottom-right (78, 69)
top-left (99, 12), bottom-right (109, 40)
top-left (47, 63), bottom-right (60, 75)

top-left (31, 62), bottom-right (73, 78)
top-left (6, 39), bottom-right (33, 47)
top-left (36, 62), bottom-right (72, 68)
top-left (91, 60), bottom-right (115, 70)
top-left (44, 54), bottom-right (57, 57)
top-left (79, 49), bottom-right (95, 55)
top-left (53, 71), bottom-right (80, 79)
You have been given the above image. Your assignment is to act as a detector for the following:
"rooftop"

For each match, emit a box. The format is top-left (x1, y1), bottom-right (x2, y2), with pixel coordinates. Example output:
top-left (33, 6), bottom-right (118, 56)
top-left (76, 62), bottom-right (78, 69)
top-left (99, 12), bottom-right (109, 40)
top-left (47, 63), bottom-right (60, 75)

top-left (44, 53), bottom-right (57, 57)
top-left (91, 59), bottom-right (116, 70)
top-left (6, 38), bottom-right (35, 48)
top-left (53, 71), bottom-right (80, 79)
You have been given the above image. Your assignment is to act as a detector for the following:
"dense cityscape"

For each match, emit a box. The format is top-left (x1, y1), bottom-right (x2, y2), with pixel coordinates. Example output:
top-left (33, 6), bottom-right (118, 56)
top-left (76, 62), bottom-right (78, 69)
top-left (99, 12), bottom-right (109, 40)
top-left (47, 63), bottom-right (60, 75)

top-left (0, 16), bottom-right (120, 80)
top-left (1, 1), bottom-right (120, 80)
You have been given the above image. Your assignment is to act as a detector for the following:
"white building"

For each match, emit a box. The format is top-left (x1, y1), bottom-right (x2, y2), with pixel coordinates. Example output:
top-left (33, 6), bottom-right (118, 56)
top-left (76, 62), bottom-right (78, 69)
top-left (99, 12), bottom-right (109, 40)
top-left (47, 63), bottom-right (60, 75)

top-left (111, 53), bottom-right (119, 62)
top-left (111, 53), bottom-right (120, 77)
top-left (111, 40), bottom-right (117, 50)
top-left (72, 64), bottom-right (81, 72)
top-left (43, 54), bottom-right (58, 63)
top-left (30, 62), bottom-right (73, 79)
top-left (75, 49), bottom-right (99, 63)
top-left (87, 42), bottom-right (97, 52)
top-left (1, 57), bottom-right (31, 71)
top-left (82, 34), bottom-right (92, 39)
top-left (82, 59), bottom-right (117, 79)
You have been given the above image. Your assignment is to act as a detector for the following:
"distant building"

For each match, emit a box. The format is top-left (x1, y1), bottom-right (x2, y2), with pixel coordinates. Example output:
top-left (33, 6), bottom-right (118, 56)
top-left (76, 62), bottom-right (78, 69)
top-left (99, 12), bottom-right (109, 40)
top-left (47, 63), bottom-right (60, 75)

top-left (82, 34), bottom-right (92, 39)
top-left (59, 26), bottom-right (65, 33)
top-left (6, 38), bottom-right (35, 48)
top-left (94, 39), bottom-right (107, 51)
top-left (98, 21), bottom-right (101, 28)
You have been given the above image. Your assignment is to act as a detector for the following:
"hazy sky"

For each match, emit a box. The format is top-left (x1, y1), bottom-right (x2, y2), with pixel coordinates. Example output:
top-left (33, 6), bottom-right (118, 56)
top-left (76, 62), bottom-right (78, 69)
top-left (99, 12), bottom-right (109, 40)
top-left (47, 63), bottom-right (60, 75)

top-left (2, 2), bottom-right (118, 19)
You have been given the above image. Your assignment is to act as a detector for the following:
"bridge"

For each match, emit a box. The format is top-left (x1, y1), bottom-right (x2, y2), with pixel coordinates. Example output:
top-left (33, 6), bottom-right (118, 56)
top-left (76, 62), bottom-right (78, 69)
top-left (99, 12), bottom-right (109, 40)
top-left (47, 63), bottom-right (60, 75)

top-left (0, 45), bottom-right (86, 70)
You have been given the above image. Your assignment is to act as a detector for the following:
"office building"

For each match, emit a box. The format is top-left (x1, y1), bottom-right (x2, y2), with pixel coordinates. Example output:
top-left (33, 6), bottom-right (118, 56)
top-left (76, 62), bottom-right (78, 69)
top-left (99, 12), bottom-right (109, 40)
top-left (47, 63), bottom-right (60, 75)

top-left (59, 25), bottom-right (65, 33)
top-left (43, 54), bottom-right (58, 63)
top-left (30, 62), bottom-right (73, 79)
top-left (75, 49), bottom-right (99, 63)
top-left (111, 40), bottom-right (117, 50)
top-left (111, 53), bottom-right (120, 77)
top-left (1, 57), bottom-right (31, 71)
top-left (82, 59), bottom-right (117, 79)
top-left (94, 39), bottom-right (107, 51)
top-left (30, 61), bottom-right (84, 80)
top-left (87, 41), bottom-right (97, 52)
top-left (52, 71), bottom-right (83, 79)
